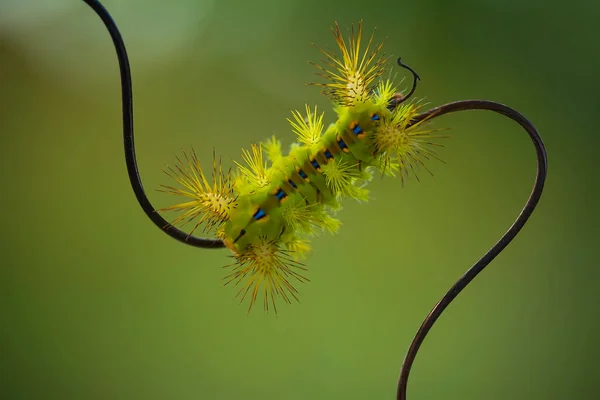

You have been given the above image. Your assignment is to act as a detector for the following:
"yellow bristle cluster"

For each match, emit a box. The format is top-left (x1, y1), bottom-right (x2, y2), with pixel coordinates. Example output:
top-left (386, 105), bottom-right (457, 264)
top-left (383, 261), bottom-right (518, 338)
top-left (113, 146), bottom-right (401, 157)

top-left (235, 143), bottom-right (272, 189)
top-left (372, 104), bottom-right (447, 185)
top-left (310, 20), bottom-right (389, 106)
top-left (223, 237), bottom-right (309, 314)
top-left (281, 202), bottom-right (341, 237)
top-left (288, 105), bottom-right (325, 145)
top-left (262, 135), bottom-right (283, 163)
top-left (372, 78), bottom-right (398, 108)
top-left (283, 239), bottom-right (313, 260)
top-left (321, 159), bottom-right (370, 201)
top-left (158, 150), bottom-right (237, 235)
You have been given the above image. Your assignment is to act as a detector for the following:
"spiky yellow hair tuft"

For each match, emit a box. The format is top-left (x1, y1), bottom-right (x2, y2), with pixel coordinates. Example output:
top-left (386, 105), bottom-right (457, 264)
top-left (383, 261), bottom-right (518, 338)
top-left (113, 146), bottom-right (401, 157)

top-left (372, 104), bottom-right (448, 185)
top-left (310, 20), bottom-right (389, 106)
top-left (157, 150), bottom-right (237, 235)
top-left (235, 143), bottom-right (272, 189)
top-left (287, 105), bottom-right (324, 146)
top-left (223, 237), bottom-right (309, 314)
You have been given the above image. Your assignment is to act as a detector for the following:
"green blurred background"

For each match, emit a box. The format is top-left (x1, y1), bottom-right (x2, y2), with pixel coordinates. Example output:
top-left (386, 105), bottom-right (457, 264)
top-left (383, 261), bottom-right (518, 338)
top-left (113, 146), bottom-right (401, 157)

top-left (1, 0), bottom-right (598, 399)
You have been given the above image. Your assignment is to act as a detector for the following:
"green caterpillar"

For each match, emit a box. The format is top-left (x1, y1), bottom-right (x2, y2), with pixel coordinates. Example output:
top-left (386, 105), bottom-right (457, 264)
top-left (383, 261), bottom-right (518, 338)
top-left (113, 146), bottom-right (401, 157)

top-left (159, 22), bottom-right (444, 313)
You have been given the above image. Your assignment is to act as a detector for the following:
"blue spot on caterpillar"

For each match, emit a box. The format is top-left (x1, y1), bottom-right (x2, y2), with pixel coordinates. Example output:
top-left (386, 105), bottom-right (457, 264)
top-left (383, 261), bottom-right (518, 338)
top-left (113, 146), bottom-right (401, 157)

top-left (352, 124), bottom-right (363, 135)
top-left (324, 149), bottom-right (333, 159)
top-left (298, 169), bottom-right (308, 179)
top-left (371, 114), bottom-right (380, 121)
top-left (310, 159), bottom-right (320, 170)
top-left (337, 137), bottom-right (348, 150)
top-left (288, 178), bottom-right (298, 188)
top-left (275, 188), bottom-right (287, 200)
top-left (253, 208), bottom-right (266, 220)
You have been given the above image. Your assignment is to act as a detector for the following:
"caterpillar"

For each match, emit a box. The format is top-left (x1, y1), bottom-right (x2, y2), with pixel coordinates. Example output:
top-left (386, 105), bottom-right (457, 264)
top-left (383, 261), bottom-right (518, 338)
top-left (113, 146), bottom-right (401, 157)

top-left (158, 22), bottom-right (444, 313)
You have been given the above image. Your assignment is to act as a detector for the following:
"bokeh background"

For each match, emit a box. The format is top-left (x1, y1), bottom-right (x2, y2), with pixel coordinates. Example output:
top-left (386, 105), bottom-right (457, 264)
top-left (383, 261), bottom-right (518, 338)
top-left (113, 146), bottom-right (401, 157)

top-left (1, 0), bottom-right (598, 399)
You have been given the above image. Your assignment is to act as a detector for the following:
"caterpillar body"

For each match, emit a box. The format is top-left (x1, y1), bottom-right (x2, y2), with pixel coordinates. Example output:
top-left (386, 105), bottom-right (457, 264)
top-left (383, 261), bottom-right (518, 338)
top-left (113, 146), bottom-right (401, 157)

top-left (159, 22), bottom-right (444, 313)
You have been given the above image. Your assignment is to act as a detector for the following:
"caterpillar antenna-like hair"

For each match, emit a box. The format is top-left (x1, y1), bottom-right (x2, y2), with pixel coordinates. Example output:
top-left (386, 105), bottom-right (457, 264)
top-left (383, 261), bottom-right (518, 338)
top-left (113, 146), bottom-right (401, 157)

top-left (82, 0), bottom-right (224, 249)
top-left (396, 100), bottom-right (547, 400)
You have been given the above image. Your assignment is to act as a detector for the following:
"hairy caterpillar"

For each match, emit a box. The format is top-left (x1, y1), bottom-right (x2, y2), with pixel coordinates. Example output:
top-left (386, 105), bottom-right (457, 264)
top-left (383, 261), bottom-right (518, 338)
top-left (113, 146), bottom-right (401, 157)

top-left (158, 22), bottom-right (444, 313)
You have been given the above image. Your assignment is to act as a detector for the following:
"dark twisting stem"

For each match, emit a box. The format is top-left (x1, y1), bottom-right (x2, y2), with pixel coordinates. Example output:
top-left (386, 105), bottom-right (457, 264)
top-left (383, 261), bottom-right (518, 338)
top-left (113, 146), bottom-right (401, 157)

top-left (82, 0), bottom-right (225, 248)
top-left (397, 100), bottom-right (547, 399)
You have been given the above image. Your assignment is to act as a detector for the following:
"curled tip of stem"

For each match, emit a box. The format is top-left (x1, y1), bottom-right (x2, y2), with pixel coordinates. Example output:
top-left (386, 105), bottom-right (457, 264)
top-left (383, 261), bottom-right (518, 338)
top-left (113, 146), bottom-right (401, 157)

top-left (397, 57), bottom-right (421, 81)
top-left (389, 57), bottom-right (420, 108)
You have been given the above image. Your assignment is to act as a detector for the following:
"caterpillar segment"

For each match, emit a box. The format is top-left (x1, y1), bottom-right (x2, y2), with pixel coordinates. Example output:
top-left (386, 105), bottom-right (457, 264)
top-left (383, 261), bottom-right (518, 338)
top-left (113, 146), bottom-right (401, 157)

top-left (159, 21), bottom-right (445, 313)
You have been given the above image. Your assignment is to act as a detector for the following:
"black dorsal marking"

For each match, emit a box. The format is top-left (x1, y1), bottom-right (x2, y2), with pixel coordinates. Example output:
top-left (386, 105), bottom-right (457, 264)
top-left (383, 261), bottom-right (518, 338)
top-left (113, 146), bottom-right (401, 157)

top-left (233, 229), bottom-right (246, 243)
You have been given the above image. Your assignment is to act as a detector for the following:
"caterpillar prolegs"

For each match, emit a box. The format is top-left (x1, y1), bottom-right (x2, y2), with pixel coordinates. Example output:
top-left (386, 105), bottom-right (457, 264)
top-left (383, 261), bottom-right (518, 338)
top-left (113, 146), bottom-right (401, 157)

top-left (158, 22), bottom-right (445, 313)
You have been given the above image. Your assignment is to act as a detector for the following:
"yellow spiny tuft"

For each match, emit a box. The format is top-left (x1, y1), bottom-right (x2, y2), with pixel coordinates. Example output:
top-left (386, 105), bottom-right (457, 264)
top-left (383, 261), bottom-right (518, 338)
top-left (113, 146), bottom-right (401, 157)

top-left (287, 105), bottom-right (324, 145)
top-left (281, 202), bottom-right (341, 236)
top-left (284, 238), bottom-right (313, 260)
top-left (372, 103), bottom-right (448, 185)
top-left (235, 143), bottom-right (271, 189)
top-left (158, 149), bottom-right (237, 235)
top-left (374, 153), bottom-right (401, 177)
top-left (372, 78), bottom-right (398, 108)
top-left (310, 20), bottom-right (389, 106)
top-left (223, 237), bottom-right (309, 314)
top-left (322, 159), bottom-right (370, 201)
top-left (263, 135), bottom-right (282, 163)
top-left (215, 226), bottom-right (227, 239)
